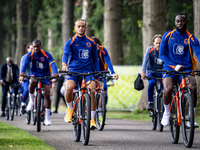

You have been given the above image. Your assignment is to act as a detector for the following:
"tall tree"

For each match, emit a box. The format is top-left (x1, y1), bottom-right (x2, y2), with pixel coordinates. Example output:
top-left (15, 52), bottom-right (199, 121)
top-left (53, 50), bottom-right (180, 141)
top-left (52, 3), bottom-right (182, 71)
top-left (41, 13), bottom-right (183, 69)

top-left (81, 0), bottom-right (94, 36)
top-left (62, 0), bottom-right (74, 47)
top-left (193, 0), bottom-right (200, 103)
top-left (137, 0), bottom-right (167, 110)
top-left (104, 0), bottom-right (123, 65)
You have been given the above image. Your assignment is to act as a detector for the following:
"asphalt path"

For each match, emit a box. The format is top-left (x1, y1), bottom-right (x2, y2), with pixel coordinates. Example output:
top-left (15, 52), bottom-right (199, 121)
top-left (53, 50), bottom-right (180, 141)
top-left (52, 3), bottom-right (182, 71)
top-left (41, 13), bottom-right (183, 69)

top-left (0, 112), bottom-right (200, 150)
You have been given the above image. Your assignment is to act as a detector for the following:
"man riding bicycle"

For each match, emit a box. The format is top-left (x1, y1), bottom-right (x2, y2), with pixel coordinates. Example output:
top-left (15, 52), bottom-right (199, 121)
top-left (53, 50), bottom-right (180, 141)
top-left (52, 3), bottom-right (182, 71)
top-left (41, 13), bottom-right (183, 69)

top-left (141, 34), bottom-right (163, 111)
top-left (19, 39), bottom-right (59, 126)
top-left (62, 19), bottom-right (100, 129)
top-left (159, 13), bottom-right (200, 127)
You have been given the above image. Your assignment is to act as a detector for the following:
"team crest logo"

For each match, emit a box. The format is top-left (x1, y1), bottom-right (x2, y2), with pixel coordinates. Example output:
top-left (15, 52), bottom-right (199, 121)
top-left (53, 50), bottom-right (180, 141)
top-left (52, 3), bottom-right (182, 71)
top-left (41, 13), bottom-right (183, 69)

top-left (79, 49), bottom-right (89, 59)
top-left (86, 42), bottom-right (91, 48)
top-left (173, 43), bottom-right (184, 55)
top-left (36, 61), bottom-right (44, 69)
top-left (184, 39), bottom-right (188, 44)
top-left (41, 57), bottom-right (45, 61)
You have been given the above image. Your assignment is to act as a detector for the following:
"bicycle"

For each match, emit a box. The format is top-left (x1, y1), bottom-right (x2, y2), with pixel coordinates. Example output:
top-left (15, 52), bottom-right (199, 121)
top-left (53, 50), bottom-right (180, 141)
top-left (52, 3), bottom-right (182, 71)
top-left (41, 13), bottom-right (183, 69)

top-left (25, 76), bottom-right (54, 132)
top-left (15, 85), bottom-right (23, 116)
top-left (144, 76), bottom-right (164, 132)
top-left (158, 69), bottom-right (198, 148)
top-left (59, 70), bottom-right (100, 145)
top-left (4, 82), bottom-right (21, 121)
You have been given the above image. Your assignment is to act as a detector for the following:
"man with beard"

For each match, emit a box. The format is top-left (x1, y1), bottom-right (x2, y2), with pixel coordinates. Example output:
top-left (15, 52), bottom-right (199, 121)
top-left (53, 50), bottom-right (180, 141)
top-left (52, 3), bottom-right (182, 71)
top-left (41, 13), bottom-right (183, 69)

top-left (159, 13), bottom-right (200, 127)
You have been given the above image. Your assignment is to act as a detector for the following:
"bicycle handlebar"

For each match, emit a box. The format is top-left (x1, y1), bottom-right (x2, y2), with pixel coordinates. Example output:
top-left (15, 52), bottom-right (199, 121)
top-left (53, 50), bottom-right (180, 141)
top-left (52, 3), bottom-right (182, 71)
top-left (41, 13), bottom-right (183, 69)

top-left (144, 76), bottom-right (162, 81)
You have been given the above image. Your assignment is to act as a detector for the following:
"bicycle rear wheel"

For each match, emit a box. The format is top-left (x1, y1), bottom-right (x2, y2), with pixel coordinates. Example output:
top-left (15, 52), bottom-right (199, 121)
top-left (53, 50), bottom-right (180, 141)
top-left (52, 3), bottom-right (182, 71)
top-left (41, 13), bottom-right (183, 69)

top-left (169, 98), bottom-right (180, 144)
top-left (157, 96), bottom-right (164, 132)
top-left (81, 93), bottom-right (91, 145)
top-left (25, 111), bottom-right (31, 124)
top-left (36, 93), bottom-right (41, 132)
top-left (73, 93), bottom-right (81, 142)
top-left (9, 96), bottom-right (15, 121)
top-left (181, 93), bottom-right (194, 148)
top-left (95, 93), bottom-right (106, 131)
top-left (5, 98), bottom-right (9, 120)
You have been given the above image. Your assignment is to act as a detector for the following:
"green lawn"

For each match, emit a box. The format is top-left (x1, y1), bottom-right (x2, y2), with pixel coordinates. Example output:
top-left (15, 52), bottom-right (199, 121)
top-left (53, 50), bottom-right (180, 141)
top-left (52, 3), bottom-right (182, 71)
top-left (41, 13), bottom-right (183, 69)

top-left (0, 121), bottom-right (54, 150)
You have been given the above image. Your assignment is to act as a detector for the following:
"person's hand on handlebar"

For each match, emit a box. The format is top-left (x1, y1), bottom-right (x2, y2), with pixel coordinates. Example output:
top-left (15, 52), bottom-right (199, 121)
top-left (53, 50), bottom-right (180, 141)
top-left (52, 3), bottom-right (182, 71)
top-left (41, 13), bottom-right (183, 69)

top-left (62, 65), bottom-right (68, 71)
top-left (112, 73), bottom-right (119, 80)
top-left (19, 73), bottom-right (26, 82)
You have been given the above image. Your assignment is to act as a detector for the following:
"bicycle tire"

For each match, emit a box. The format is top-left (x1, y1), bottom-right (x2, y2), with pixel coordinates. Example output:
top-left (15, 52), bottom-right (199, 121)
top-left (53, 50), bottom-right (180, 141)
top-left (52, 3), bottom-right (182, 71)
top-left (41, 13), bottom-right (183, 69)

top-left (25, 111), bottom-right (31, 124)
top-left (169, 97), bottom-right (180, 144)
top-left (157, 96), bottom-right (164, 132)
top-left (181, 93), bottom-right (194, 148)
top-left (81, 93), bottom-right (91, 145)
top-left (9, 95), bottom-right (15, 121)
top-left (36, 92), bottom-right (41, 132)
top-left (151, 89), bottom-right (157, 130)
top-left (73, 93), bottom-right (81, 142)
top-left (5, 97), bottom-right (9, 120)
top-left (95, 93), bottom-right (106, 131)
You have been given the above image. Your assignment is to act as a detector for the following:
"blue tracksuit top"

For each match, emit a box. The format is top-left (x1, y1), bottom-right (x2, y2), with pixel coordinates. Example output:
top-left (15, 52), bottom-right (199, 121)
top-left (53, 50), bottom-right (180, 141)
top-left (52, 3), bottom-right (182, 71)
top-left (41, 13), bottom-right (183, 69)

top-left (159, 29), bottom-right (200, 70)
top-left (62, 34), bottom-right (99, 72)
top-left (20, 50), bottom-right (58, 77)
top-left (142, 46), bottom-right (163, 75)
top-left (20, 54), bottom-right (31, 76)
top-left (97, 45), bottom-right (115, 74)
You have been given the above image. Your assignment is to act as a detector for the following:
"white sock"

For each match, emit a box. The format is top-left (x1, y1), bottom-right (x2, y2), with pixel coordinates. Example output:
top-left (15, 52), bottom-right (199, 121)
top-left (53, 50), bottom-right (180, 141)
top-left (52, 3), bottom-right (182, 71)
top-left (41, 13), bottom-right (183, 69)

top-left (21, 102), bottom-right (25, 106)
top-left (98, 108), bottom-right (102, 116)
top-left (29, 93), bottom-right (34, 103)
top-left (164, 104), bottom-right (170, 114)
top-left (45, 108), bottom-right (51, 120)
top-left (67, 102), bottom-right (73, 110)
top-left (91, 111), bottom-right (96, 119)
top-left (50, 96), bottom-right (53, 102)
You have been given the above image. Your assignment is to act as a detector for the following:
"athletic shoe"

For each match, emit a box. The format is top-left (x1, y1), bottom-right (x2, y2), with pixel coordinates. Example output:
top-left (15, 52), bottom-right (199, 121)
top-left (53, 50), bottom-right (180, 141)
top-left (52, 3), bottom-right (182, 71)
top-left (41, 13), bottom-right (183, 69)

top-left (161, 112), bottom-right (170, 126)
top-left (20, 105), bottom-right (26, 115)
top-left (44, 118), bottom-right (52, 126)
top-left (64, 108), bottom-right (73, 123)
top-left (90, 118), bottom-right (97, 130)
top-left (26, 101), bottom-right (34, 111)
top-left (147, 102), bottom-right (154, 111)
top-left (186, 121), bottom-right (199, 128)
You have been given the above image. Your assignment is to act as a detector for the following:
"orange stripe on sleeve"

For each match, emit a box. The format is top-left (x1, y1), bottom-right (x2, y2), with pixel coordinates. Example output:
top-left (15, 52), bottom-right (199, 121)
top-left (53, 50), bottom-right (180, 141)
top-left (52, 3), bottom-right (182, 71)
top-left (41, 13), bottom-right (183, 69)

top-left (41, 50), bottom-right (49, 59)
top-left (49, 61), bottom-right (55, 65)
top-left (85, 36), bottom-right (96, 45)
top-left (169, 65), bottom-right (175, 69)
top-left (186, 30), bottom-right (194, 42)
top-left (62, 62), bottom-right (67, 66)
top-left (70, 35), bottom-right (77, 45)
top-left (148, 46), bottom-right (155, 54)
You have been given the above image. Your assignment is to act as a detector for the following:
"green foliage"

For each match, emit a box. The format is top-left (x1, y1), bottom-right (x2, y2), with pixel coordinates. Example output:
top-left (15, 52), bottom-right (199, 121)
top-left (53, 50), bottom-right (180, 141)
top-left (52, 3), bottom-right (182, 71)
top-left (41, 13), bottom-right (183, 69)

top-left (166, 0), bottom-right (193, 32)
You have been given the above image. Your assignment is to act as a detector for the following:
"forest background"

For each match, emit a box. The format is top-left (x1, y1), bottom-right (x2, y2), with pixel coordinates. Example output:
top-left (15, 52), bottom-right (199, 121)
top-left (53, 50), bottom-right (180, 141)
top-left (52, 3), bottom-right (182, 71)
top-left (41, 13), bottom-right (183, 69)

top-left (0, 0), bottom-right (200, 113)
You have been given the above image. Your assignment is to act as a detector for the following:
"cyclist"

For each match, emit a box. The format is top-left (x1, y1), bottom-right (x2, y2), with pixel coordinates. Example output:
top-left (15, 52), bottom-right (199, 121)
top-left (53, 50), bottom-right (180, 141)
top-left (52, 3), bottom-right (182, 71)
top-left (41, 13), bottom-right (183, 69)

top-left (140, 34), bottom-right (163, 111)
top-left (62, 19), bottom-right (99, 129)
top-left (92, 36), bottom-right (119, 123)
top-left (159, 13), bottom-right (199, 127)
top-left (19, 39), bottom-right (59, 126)
top-left (19, 43), bottom-right (34, 114)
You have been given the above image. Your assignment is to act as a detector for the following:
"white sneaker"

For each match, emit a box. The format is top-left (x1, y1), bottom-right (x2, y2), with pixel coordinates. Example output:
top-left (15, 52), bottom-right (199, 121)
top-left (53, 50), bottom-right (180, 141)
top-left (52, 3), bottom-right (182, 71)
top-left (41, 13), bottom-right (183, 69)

top-left (26, 101), bottom-right (34, 111)
top-left (44, 118), bottom-right (52, 126)
top-left (161, 112), bottom-right (170, 126)
top-left (186, 121), bottom-right (199, 128)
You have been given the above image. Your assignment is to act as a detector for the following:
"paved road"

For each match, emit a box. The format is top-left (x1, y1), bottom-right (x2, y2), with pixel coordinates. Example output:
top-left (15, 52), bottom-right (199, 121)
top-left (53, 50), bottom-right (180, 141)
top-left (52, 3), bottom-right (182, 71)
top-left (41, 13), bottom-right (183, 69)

top-left (0, 112), bottom-right (200, 150)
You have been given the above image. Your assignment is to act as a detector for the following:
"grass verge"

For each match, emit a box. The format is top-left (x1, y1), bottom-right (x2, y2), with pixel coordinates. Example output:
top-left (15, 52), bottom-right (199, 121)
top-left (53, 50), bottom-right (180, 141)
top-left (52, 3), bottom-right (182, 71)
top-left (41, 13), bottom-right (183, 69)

top-left (0, 121), bottom-right (55, 150)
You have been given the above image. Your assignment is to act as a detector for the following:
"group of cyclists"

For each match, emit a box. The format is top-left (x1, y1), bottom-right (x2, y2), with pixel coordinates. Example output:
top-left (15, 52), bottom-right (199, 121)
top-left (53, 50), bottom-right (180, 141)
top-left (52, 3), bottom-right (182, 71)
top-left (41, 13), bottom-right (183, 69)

top-left (141, 13), bottom-right (199, 128)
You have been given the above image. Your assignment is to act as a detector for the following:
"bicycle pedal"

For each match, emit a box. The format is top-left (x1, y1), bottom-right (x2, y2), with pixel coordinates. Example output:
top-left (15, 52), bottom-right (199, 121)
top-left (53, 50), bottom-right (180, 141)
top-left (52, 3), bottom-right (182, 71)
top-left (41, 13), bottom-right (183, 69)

top-left (149, 111), bottom-right (154, 117)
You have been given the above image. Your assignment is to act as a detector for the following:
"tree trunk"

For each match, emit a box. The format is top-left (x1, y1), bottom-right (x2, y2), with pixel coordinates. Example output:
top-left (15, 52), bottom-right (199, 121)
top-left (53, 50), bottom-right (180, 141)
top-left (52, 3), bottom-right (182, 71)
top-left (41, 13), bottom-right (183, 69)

top-left (193, 0), bottom-right (200, 103)
top-left (81, 0), bottom-right (94, 36)
top-left (104, 0), bottom-right (123, 65)
top-left (137, 0), bottom-right (167, 110)
top-left (37, 17), bottom-right (44, 45)
top-left (62, 0), bottom-right (74, 47)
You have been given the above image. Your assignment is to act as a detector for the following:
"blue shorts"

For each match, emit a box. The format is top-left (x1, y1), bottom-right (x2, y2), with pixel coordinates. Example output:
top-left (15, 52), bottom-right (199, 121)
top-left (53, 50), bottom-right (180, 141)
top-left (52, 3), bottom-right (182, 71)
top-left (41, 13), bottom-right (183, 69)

top-left (31, 75), bottom-right (52, 87)
top-left (162, 66), bottom-right (193, 83)
top-left (65, 74), bottom-right (95, 86)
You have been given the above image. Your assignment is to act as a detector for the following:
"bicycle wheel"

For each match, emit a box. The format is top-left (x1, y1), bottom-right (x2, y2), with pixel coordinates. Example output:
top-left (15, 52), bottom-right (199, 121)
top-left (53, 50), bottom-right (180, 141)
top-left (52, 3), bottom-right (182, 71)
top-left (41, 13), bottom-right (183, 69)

top-left (25, 111), bottom-right (31, 124)
top-left (36, 93), bottom-right (41, 132)
top-left (151, 89), bottom-right (157, 130)
top-left (157, 96), bottom-right (164, 132)
top-left (9, 95), bottom-right (15, 121)
top-left (169, 98), bottom-right (180, 144)
top-left (95, 93), bottom-right (106, 131)
top-left (181, 93), bottom-right (194, 148)
top-left (73, 93), bottom-right (81, 142)
top-left (5, 97), bottom-right (9, 120)
top-left (81, 93), bottom-right (91, 145)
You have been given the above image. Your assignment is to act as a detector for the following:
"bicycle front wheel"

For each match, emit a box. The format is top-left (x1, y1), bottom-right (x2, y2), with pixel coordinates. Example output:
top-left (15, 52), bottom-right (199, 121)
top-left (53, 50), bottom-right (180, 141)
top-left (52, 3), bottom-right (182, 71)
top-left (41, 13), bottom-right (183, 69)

top-left (151, 91), bottom-right (157, 130)
top-left (157, 96), bottom-right (164, 132)
top-left (81, 93), bottom-right (91, 145)
top-left (169, 98), bottom-right (180, 144)
top-left (95, 93), bottom-right (106, 131)
top-left (36, 93), bottom-right (41, 132)
top-left (73, 93), bottom-right (81, 142)
top-left (9, 96), bottom-right (15, 121)
top-left (181, 93), bottom-right (194, 148)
